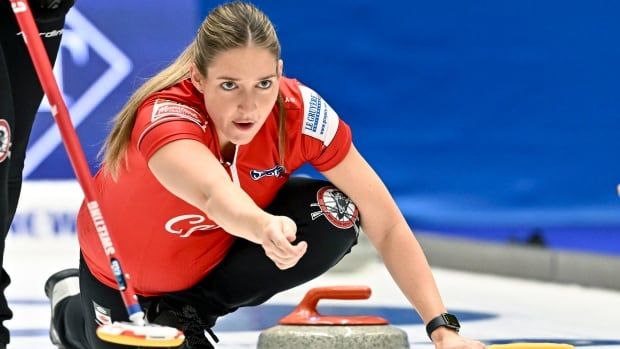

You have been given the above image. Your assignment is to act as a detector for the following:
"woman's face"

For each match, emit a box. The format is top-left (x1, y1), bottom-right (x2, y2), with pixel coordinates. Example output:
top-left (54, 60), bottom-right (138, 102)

top-left (190, 46), bottom-right (282, 147)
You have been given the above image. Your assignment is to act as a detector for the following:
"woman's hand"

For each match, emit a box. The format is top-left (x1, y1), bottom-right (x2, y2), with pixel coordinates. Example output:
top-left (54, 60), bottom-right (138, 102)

top-left (260, 215), bottom-right (307, 270)
top-left (432, 328), bottom-right (485, 349)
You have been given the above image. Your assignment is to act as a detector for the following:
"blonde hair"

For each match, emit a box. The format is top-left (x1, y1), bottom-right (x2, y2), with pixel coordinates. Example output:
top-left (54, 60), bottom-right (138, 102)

top-left (102, 1), bottom-right (283, 178)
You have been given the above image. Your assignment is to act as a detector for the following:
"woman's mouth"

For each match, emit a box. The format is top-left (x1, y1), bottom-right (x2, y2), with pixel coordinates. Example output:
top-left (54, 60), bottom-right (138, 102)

top-left (233, 121), bottom-right (254, 131)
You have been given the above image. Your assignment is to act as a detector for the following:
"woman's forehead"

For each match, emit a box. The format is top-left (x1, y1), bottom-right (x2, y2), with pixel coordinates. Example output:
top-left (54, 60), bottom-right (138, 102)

top-left (207, 47), bottom-right (278, 80)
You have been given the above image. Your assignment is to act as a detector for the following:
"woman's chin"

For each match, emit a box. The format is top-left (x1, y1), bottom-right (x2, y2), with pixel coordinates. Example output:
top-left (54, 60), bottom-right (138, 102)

top-left (228, 134), bottom-right (254, 146)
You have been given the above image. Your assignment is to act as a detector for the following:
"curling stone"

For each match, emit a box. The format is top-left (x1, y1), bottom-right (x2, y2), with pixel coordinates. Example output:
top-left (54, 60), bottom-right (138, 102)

top-left (257, 286), bottom-right (409, 349)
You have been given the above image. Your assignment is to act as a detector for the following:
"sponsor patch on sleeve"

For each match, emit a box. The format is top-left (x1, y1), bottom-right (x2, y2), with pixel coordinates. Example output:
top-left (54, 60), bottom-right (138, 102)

top-left (151, 99), bottom-right (204, 127)
top-left (299, 86), bottom-right (340, 146)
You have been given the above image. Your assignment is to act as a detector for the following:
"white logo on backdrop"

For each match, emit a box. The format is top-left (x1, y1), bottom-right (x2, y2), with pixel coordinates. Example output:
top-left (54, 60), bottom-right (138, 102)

top-left (23, 8), bottom-right (132, 177)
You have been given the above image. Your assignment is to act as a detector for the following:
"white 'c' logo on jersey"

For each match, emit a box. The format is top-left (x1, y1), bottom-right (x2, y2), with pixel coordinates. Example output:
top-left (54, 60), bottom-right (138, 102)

top-left (165, 214), bottom-right (219, 238)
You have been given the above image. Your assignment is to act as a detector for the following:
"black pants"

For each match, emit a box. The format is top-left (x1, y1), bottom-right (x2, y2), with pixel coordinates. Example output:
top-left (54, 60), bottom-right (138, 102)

top-left (0, 0), bottom-right (73, 345)
top-left (54, 178), bottom-right (360, 348)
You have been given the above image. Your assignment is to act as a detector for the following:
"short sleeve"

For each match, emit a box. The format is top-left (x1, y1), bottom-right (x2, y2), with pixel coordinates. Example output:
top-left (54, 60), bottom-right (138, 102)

top-left (299, 85), bottom-right (352, 172)
top-left (133, 99), bottom-right (208, 161)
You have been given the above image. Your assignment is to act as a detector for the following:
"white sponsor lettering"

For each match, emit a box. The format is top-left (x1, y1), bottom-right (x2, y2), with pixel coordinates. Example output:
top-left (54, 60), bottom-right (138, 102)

top-left (17, 29), bottom-right (64, 38)
top-left (86, 201), bottom-right (116, 255)
top-left (151, 99), bottom-right (204, 125)
top-left (299, 85), bottom-right (340, 146)
top-left (165, 214), bottom-right (219, 238)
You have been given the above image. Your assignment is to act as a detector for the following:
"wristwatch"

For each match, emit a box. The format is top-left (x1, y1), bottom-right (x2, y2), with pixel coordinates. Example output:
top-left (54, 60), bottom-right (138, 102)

top-left (425, 313), bottom-right (460, 339)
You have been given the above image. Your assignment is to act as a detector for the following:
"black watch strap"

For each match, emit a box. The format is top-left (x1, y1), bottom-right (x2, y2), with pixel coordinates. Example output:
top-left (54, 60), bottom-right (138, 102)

top-left (425, 313), bottom-right (460, 339)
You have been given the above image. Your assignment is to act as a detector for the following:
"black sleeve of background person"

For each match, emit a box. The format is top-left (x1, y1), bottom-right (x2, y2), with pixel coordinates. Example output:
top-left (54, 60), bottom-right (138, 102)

top-left (0, 0), bottom-right (74, 224)
top-left (0, 34), bottom-right (16, 235)
top-left (0, 27), bottom-right (16, 348)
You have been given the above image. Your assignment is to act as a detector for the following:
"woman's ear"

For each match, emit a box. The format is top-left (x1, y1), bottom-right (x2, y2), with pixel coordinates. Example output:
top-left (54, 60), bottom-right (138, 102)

top-left (189, 64), bottom-right (205, 93)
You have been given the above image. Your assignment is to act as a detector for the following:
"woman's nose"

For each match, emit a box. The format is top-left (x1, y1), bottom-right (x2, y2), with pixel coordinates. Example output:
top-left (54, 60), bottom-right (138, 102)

top-left (238, 91), bottom-right (257, 112)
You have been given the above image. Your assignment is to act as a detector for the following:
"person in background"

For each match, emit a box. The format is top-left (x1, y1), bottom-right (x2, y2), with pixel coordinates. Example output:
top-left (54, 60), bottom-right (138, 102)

top-left (0, 1), bottom-right (75, 347)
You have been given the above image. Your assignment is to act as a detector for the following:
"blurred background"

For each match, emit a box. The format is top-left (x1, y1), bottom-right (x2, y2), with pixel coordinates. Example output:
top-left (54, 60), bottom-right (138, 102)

top-left (12, 1), bottom-right (620, 266)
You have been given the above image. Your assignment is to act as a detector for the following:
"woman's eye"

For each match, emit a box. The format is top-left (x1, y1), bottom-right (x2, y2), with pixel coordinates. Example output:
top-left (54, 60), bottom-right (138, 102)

top-left (257, 80), bottom-right (272, 89)
top-left (220, 81), bottom-right (237, 91)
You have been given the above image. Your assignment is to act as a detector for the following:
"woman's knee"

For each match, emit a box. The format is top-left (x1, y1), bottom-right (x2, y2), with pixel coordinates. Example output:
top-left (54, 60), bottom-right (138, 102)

top-left (295, 182), bottom-right (361, 269)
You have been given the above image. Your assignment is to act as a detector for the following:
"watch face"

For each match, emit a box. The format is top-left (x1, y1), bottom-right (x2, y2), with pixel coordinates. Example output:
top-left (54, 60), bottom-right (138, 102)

top-left (443, 313), bottom-right (460, 328)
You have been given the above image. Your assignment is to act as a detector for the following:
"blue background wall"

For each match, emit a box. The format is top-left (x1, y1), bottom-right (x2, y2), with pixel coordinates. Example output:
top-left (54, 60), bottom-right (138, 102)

top-left (24, 1), bottom-right (620, 254)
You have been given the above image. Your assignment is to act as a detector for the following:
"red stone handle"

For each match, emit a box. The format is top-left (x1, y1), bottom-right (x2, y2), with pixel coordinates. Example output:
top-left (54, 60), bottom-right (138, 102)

top-left (279, 286), bottom-right (389, 325)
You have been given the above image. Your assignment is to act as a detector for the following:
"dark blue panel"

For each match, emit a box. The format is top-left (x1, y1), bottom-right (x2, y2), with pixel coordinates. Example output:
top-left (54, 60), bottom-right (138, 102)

top-left (25, 1), bottom-right (620, 254)
top-left (27, 0), bottom-right (197, 178)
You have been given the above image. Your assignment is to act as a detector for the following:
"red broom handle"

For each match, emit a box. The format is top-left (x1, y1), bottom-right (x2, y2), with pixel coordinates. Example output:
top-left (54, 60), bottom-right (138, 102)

top-left (9, 0), bottom-right (145, 324)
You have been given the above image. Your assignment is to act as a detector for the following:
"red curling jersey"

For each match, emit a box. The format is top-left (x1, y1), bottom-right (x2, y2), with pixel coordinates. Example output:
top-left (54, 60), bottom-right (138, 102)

top-left (78, 77), bottom-right (352, 296)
